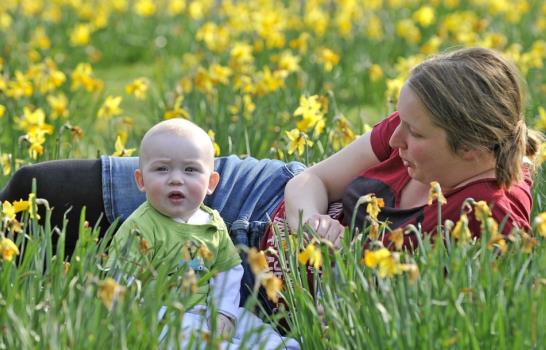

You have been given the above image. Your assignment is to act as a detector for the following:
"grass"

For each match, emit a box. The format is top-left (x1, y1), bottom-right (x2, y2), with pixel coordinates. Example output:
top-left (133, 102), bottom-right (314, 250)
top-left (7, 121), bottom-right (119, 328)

top-left (1, 0), bottom-right (545, 348)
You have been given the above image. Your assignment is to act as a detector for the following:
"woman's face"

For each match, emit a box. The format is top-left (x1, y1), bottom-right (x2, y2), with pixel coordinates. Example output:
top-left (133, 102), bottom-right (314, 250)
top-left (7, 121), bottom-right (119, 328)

top-left (389, 83), bottom-right (469, 190)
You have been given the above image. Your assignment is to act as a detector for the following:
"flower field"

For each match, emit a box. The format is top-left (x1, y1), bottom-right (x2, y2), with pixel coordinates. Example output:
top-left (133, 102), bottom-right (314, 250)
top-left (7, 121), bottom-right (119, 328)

top-left (1, 0), bottom-right (546, 348)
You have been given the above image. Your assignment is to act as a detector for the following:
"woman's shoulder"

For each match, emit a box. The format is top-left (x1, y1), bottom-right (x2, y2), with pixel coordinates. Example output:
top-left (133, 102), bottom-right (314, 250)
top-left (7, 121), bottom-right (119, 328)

top-left (446, 177), bottom-right (532, 231)
top-left (447, 177), bottom-right (531, 206)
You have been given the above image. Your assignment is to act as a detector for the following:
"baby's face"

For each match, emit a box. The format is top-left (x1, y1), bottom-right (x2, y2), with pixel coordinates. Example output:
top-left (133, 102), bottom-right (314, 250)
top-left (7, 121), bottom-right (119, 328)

top-left (135, 132), bottom-right (217, 221)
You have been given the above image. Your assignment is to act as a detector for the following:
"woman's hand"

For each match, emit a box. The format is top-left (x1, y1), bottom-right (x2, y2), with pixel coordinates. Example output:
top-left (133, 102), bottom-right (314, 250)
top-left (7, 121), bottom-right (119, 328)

top-left (306, 213), bottom-right (344, 248)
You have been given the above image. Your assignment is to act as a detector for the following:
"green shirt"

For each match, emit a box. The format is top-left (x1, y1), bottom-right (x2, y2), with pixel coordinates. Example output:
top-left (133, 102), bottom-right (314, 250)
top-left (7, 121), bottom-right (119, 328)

top-left (109, 201), bottom-right (241, 306)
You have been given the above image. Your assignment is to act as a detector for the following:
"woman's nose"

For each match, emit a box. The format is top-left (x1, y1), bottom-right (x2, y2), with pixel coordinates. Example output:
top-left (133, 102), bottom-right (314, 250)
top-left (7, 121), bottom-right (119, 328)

top-left (389, 124), bottom-right (406, 149)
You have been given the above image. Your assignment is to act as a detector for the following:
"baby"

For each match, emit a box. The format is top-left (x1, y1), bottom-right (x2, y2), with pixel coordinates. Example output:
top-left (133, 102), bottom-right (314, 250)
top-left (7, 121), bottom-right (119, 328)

top-left (110, 118), bottom-right (243, 336)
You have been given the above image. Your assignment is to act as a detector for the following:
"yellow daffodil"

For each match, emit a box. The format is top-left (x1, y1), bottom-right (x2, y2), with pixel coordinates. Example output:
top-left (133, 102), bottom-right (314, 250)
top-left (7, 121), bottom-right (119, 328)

top-left (125, 78), bottom-right (149, 99)
top-left (6, 71), bottom-right (33, 99)
top-left (366, 195), bottom-right (385, 220)
top-left (230, 42), bottom-right (254, 68)
top-left (294, 95), bottom-right (325, 133)
top-left (396, 19), bottom-right (421, 44)
top-left (1, 153), bottom-right (11, 176)
top-left (534, 212), bottom-right (546, 237)
top-left (16, 106), bottom-right (48, 131)
top-left (389, 228), bottom-right (404, 251)
top-left (167, 0), bottom-right (186, 16)
top-left (207, 130), bottom-right (221, 156)
top-left (13, 199), bottom-right (29, 213)
top-left (369, 64), bottom-right (383, 82)
top-left (248, 248), bottom-right (269, 275)
top-left (286, 129), bottom-right (313, 156)
top-left (363, 248), bottom-right (402, 278)
top-left (255, 67), bottom-right (285, 96)
top-left (298, 241), bottom-right (322, 269)
top-left (520, 232), bottom-right (538, 254)
top-left (316, 47), bottom-right (340, 72)
top-left (400, 263), bottom-right (420, 283)
top-left (2, 201), bottom-right (16, 221)
top-left (261, 272), bottom-right (283, 303)
top-left (451, 213), bottom-right (472, 242)
top-left (47, 94), bottom-right (69, 119)
top-left (368, 221), bottom-right (380, 240)
top-left (386, 77), bottom-right (404, 103)
top-left (134, 0), bottom-right (156, 17)
top-left (164, 95), bottom-right (190, 120)
top-left (328, 115), bottom-right (355, 151)
top-left (194, 67), bottom-right (214, 94)
top-left (70, 23), bottom-right (93, 46)
top-left (487, 233), bottom-right (507, 254)
top-left (0, 12), bottom-right (12, 30)
top-left (27, 193), bottom-right (40, 220)
top-left (209, 64), bottom-right (232, 85)
top-left (69, 125), bottom-right (84, 141)
top-left (27, 128), bottom-right (53, 160)
top-left (98, 96), bottom-right (123, 119)
top-left (363, 248), bottom-right (390, 269)
top-left (474, 201), bottom-right (492, 222)
top-left (112, 135), bottom-right (135, 157)
top-left (366, 15), bottom-right (383, 40)
top-left (0, 237), bottom-right (19, 262)
top-left (413, 6), bottom-right (435, 27)
top-left (71, 63), bottom-right (103, 92)
top-left (196, 22), bottom-right (230, 52)
top-left (428, 181), bottom-right (447, 205)
top-left (277, 51), bottom-right (300, 73)
top-left (0, 104), bottom-right (5, 118)
top-left (98, 277), bottom-right (126, 309)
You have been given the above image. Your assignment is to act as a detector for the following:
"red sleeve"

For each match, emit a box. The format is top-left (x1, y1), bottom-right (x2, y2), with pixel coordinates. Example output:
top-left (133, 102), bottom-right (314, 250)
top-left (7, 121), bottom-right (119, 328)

top-left (370, 112), bottom-right (400, 161)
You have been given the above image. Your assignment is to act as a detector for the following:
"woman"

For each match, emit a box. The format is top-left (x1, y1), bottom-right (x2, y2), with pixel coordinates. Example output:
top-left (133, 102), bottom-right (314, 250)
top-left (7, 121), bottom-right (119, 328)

top-left (1, 47), bottom-right (543, 278)
top-left (280, 47), bottom-right (543, 250)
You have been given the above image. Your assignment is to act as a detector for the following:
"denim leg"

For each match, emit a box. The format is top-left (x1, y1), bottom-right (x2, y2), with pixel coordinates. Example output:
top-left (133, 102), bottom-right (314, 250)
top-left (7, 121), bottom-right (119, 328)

top-left (101, 156), bottom-right (143, 224)
top-left (206, 155), bottom-right (305, 228)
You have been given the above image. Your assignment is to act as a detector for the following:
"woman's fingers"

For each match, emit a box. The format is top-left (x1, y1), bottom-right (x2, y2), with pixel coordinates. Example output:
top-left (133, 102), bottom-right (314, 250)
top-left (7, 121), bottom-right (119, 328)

top-left (306, 214), bottom-right (344, 248)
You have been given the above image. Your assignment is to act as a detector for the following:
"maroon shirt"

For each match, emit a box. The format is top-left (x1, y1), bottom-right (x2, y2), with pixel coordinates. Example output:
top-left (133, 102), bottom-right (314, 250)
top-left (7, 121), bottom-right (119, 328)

top-left (342, 112), bottom-right (533, 247)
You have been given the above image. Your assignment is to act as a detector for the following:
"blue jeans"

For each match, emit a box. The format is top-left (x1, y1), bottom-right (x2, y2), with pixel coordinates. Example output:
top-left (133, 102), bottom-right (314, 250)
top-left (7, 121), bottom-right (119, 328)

top-left (101, 155), bottom-right (306, 305)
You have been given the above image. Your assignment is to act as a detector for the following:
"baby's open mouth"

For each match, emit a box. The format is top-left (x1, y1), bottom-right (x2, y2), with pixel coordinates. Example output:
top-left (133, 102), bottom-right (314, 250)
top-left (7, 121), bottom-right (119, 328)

top-left (168, 192), bottom-right (185, 199)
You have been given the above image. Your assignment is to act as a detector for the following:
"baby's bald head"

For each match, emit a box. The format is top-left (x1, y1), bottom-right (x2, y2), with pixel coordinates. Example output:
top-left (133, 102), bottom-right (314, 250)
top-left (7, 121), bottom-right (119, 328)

top-left (139, 118), bottom-right (215, 170)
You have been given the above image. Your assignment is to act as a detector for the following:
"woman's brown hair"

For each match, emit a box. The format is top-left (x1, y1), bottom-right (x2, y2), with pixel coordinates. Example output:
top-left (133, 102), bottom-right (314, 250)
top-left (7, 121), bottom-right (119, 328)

top-left (408, 47), bottom-right (544, 188)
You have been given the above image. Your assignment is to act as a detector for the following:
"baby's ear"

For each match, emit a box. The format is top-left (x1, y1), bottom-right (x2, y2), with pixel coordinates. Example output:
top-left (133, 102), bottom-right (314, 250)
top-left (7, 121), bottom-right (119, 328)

top-left (134, 169), bottom-right (146, 192)
top-left (207, 171), bottom-right (220, 195)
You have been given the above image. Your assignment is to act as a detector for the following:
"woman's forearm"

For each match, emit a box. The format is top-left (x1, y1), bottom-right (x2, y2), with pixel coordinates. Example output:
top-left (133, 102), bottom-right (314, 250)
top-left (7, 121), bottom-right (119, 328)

top-left (284, 171), bottom-right (330, 230)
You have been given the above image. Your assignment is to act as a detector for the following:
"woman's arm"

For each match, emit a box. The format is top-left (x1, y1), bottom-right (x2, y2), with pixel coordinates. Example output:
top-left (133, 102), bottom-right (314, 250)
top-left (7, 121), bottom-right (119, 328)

top-left (284, 132), bottom-right (380, 242)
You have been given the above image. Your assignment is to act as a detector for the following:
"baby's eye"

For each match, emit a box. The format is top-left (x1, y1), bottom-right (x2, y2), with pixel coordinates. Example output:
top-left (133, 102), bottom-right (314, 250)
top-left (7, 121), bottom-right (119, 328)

top-left (185, 167), bottom-right (197, 173)
top-left (155, 166), bottom-right (168, 172)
